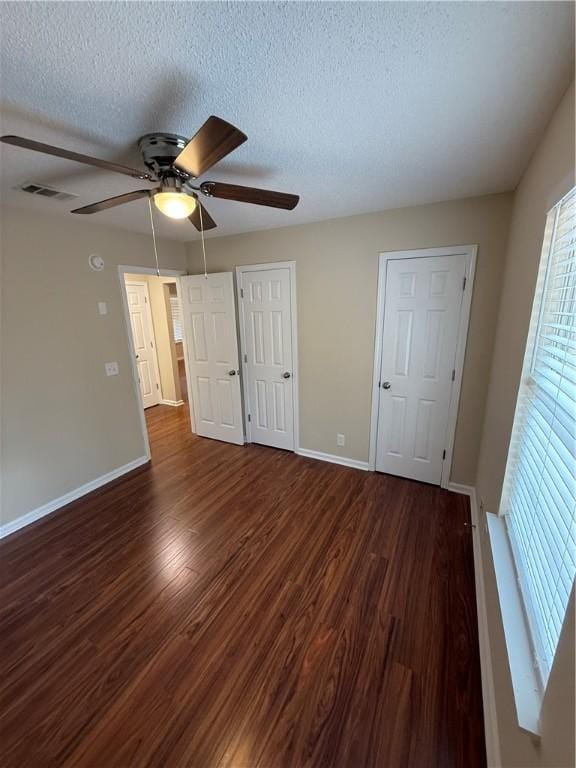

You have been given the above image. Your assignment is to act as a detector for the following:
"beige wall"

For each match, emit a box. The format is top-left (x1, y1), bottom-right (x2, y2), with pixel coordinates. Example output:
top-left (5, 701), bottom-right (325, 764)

top-left (124, 274), bottom-right (182, 404)
top-left (476, 84), bottom-right (575, 767)
top-left (188, 193), bottom-right (513, 485)
top-left (1, 208), bottom-right (186, 525)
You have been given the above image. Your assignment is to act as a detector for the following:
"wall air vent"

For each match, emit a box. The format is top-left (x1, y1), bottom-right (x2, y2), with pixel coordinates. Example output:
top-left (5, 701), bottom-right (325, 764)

top-left (16, 181), bottom-right (78, 202)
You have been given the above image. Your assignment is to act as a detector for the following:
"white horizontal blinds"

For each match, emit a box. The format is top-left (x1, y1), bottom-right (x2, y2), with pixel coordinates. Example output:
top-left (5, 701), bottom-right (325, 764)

top-left (501, 186), bottom-right (576, 685)
top-left (170, 295), bottom-right (183, 342)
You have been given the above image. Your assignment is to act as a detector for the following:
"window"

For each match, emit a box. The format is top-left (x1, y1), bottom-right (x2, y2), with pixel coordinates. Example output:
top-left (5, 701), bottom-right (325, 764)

top-left (500, 186), bottom-right (576, 687)
top-left (170, 295), bottom-right (183, 343)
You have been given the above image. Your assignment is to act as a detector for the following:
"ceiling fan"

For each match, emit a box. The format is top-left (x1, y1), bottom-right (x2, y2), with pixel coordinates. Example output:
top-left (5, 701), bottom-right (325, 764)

top-left (0, 116), bottom-right (300, 231)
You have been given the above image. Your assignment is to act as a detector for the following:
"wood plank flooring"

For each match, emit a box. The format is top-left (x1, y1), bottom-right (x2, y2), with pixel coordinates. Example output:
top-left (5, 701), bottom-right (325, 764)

top-left (0, 405), bottom-right (486, 767)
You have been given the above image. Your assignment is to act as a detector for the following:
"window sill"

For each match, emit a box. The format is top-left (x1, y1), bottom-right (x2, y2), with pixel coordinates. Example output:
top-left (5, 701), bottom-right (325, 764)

top-left (487, 513), bottom-right (542, 739)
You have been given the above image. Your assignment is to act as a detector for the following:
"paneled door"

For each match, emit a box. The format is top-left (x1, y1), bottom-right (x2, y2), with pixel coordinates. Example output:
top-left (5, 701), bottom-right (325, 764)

top-left (126, 281), bottom-right (160, 409)
top-left (238, 265), bottom-right (296, 451)
top-left (375, 255), bottom-right (466, 484)
top-left (180, 273), bottom-right (244, 445)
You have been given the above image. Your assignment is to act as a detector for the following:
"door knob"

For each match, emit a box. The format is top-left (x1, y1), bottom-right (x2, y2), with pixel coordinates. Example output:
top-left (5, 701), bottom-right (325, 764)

top-left (228, 369), bottom-right (236, 376)
top-left (381, 381), bottom-right (391, 389)
top-left (282, 372), bottom-right (291, 379)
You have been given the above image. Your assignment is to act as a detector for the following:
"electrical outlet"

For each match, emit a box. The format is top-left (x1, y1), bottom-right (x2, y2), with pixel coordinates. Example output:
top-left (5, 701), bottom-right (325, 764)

top-left (98, 301), bottom-right (108, 315)
top-left (105, 362), bottom-right (119, 376)
top-left (337, 434), bottom-right (345, 447)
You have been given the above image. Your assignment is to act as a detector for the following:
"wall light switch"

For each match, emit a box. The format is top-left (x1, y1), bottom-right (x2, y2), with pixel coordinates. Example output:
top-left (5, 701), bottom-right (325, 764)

top-left (337, 433), bottom-right (345, 447)
top-left (105, 362), bottom-right (119, 376)
top-left (98, 301), bottom-right (108, 315)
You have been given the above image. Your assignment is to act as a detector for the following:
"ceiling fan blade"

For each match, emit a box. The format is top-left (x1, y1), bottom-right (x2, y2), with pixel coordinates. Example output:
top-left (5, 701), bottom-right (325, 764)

top-left (189, 199), bottom-right (217, 231)
top-left (174, 116), bottom-right (247, 178)
top-left (200, 181), bottom-right (299, 210)
top-left (71, 189), bottom-right (153, 214)
top-left (0, 135), bottom-right (155, 181)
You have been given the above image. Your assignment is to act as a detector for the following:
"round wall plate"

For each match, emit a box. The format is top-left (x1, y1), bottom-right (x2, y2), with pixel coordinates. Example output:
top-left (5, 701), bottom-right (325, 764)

top-left (88, 253), bottom-right (105, 271)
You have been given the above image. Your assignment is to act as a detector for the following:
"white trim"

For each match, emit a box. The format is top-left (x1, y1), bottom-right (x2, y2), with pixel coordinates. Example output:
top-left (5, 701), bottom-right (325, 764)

top-left (235, 261), bottom-right (300, 452)
top-left (447, 481), bottom-right (475, 497)
top-left (488, 513), bottom-right (542, 739)
top-left (117, 265), bottom-right (187, 459)
top-left (175, 277), bottom-right (196, 434)
top-left (0, 456), bottom-right (149, 539)
top-left (296, 447), bottom-right (370, 471)
top-left (159, 399), bottom-right (184, 407)
top-left (449, 484), bottom-right (502, 768)
top-left (369, 245), bottom-right (478, 488)
top-left (118, 266), bottom-right (185, 278)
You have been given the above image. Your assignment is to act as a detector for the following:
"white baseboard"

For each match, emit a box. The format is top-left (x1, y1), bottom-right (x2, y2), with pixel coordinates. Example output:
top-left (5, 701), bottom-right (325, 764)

top-left (0, 456), bottom-right (149, 540)
top-left (159, 399), bottom-right (184, 407)
top-left (467, 487), bottom-right (502, 768)
top-left (296, 447), bottom-right (370, 471)
top-left (447, 481), bottom-right (475, 496)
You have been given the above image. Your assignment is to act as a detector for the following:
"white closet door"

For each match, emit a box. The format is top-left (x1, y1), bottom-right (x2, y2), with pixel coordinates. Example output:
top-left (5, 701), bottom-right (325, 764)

top-left (375, 255), bottom-right (466, 484)
top-left (180, 273), bottom-right (244, 445)
top-left (240, 267), bottom-right (295, 450)
top-left (126, 281), bottom-right (160, 409)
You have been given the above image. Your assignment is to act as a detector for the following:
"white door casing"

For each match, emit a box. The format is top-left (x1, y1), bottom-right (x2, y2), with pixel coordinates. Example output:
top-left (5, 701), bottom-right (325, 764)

top-left (126, 281), bottom-right (161, 409)
top-left (375, 253), bottom-right (469, 484)
top-left (180, 273), bottom-right (244, 445)
top-left (238, 264), bottom-right (296, 451)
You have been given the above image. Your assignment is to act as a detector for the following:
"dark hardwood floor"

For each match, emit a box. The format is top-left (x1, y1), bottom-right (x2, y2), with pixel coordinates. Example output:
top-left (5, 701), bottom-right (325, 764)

top-left (0, 405), bottom-right (486, 767)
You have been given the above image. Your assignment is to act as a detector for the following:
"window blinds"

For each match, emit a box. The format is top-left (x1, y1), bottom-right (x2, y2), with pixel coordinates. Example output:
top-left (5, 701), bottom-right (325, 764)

top-left (501, 186), bottom-right (576, 685)
top-left (170, 295), bottom-right (183, 342)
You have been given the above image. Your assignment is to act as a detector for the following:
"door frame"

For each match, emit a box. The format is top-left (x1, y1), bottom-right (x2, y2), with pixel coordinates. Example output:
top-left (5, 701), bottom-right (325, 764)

top-left (235, 261), bottom-right (299, 451)
top-left (368, 245), bottom-right (477, 487)
top-left (125, 279), bottom-right (162, 409)
top-left (118, 265), bottom-right (188, 460)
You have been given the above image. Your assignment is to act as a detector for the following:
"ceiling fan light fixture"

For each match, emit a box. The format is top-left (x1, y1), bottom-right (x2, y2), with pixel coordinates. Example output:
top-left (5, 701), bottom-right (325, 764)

top-left (153, 191), bottom-right (197, 219)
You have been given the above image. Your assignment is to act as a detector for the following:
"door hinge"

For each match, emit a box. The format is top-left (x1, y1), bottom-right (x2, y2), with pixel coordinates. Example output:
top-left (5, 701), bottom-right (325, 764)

top-left (247, 414), bottom-right (251, 422)
top-left (451, 369), bottom-right (455, 381)
top-left (156, 383), bottom-right (159, 390)
top-left (244, 353), bottom-right (248, 363)
top-left (462, 276), bottom-right (467, 291)
top-left (144, 296), bottom-right (148, 303)
top-left (240, 288), bottom-right (244, 298)
top-left (442, 449), bottom-right (446, 460)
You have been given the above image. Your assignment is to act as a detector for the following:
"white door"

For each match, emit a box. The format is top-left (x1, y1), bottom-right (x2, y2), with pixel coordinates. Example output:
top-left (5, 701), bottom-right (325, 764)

top-left (126, 281), bottom-right (160, 409)
top-left (180, 273), bottom-right (244, 445)
top-left (239, 266), bottom-right (295, 451)
top-left (375, 255), bottom-right (466, 484)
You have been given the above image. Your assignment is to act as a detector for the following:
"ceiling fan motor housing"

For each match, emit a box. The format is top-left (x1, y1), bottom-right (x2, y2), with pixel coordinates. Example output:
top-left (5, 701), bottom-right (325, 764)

top-left (138, 133), bottom-right (190, 179)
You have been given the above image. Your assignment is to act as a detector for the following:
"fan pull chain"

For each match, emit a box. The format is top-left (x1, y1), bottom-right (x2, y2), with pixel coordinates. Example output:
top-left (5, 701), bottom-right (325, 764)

top-left (198, 202), bottom-right (208, 279)
top-left (147, 196), bottom-right (161, 277)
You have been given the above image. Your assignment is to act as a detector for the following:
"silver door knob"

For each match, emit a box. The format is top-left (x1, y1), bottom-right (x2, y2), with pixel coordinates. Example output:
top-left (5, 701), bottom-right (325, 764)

top-left (282, 372), bottom-right (291, 379)
top-left (228, 369), bottom-right (236, 376)
top-left (382, 381), bottom-right (391, 389)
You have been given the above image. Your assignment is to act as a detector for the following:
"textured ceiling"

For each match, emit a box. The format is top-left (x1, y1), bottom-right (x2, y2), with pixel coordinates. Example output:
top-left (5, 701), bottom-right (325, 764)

top-left (0, 1), bottom-right (573, 242)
